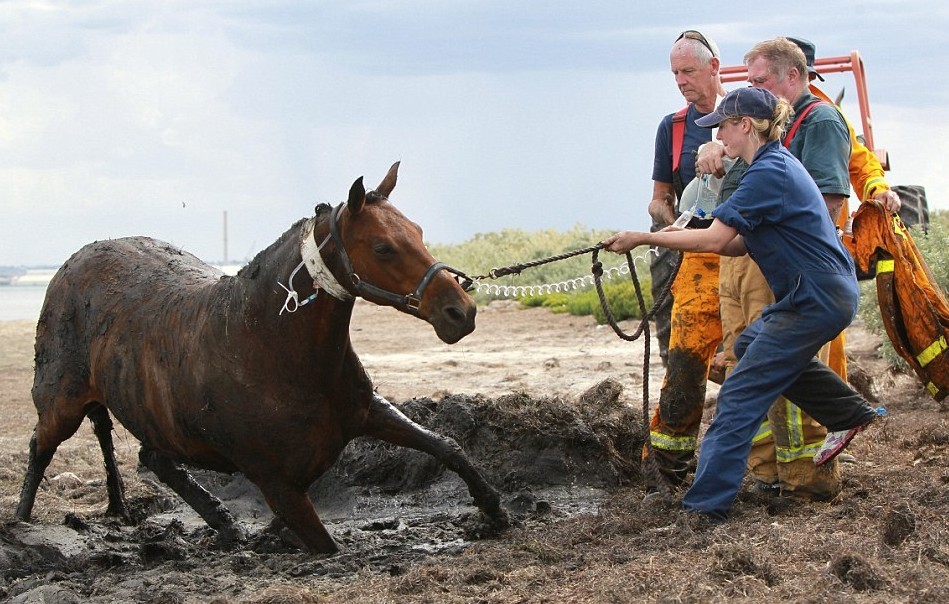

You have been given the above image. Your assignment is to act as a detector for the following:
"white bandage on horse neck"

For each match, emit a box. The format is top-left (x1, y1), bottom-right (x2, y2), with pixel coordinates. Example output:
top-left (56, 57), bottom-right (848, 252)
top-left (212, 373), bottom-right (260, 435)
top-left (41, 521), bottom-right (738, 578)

top-left (300, 218), bottom-right (354, 301)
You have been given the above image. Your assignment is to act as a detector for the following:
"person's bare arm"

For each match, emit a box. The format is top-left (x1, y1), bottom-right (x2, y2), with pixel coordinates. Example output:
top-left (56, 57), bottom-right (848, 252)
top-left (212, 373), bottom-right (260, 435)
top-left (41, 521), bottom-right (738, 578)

top-left (823, 194), bottom-right (846, 223)
top-left (603, 219), bottom-right (744, 256)
top-left (648, 181), bottom-right (677, 226)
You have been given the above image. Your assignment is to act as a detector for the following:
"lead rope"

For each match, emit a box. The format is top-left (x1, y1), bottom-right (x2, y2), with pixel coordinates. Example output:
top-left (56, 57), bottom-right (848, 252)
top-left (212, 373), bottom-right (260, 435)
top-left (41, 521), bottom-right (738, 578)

top-left (465, 243), bottom-right (606, 282)
top-left (591, 247), bottom-right (682, 496)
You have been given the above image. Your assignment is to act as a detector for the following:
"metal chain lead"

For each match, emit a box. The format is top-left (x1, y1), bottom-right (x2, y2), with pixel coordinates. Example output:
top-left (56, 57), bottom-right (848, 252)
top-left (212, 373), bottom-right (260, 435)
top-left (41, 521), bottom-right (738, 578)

top-left (468, 246), bottom-right (662, 298)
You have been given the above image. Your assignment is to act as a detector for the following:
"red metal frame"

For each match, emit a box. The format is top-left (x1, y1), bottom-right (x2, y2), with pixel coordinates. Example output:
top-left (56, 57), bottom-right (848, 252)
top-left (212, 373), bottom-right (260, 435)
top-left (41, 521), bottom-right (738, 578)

top-left (720, 51), bottom-right (888, 170)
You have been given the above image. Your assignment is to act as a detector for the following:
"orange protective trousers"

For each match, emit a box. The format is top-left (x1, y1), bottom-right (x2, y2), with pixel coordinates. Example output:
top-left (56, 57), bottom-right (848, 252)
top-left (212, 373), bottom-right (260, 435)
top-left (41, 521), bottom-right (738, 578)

top-left (643, 252), bottom-right (722, 489)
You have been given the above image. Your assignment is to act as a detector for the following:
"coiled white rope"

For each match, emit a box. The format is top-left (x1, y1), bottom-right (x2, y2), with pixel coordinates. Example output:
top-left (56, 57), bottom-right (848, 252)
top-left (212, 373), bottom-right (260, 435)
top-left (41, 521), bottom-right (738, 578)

top-left (468, 247), bottom-right (661, 298)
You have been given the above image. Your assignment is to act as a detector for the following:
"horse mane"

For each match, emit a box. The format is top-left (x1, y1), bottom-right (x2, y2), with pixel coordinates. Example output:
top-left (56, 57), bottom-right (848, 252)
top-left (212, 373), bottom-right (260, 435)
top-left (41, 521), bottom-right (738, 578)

top-left (237, 217), bottom-right (308, 280)
top-left (235, 194), bottom-right (384, 281)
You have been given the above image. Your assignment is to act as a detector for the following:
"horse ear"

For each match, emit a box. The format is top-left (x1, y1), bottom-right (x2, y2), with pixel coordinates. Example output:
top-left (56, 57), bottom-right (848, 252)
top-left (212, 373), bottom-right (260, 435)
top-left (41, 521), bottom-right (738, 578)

top-left (375, 161), bottom-right (400, 198)
top-left (348, 176), bottom-right (366, 215)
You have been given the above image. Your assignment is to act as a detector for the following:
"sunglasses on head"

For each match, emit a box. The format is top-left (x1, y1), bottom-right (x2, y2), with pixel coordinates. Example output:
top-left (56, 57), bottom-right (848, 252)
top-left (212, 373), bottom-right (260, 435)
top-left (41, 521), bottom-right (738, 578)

top-left (677, 30), bottom-right (716, 57)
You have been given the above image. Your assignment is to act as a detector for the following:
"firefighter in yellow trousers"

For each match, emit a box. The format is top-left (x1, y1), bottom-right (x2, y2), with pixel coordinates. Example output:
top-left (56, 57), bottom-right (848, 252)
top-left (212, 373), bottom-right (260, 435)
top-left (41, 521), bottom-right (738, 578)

top-left (642, 29), bottom-right (726, 496)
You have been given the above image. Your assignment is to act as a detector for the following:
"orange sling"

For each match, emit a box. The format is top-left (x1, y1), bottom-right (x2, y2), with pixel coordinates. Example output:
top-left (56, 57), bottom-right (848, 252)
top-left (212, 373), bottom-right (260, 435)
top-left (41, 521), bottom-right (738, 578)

top-left (846, 204), bottom-right (949, 400)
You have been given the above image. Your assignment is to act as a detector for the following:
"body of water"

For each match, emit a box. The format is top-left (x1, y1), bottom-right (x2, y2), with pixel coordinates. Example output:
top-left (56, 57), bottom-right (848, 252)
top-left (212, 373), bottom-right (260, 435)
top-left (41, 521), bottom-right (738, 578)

top-left (0, 286), bottom-right (47, 322)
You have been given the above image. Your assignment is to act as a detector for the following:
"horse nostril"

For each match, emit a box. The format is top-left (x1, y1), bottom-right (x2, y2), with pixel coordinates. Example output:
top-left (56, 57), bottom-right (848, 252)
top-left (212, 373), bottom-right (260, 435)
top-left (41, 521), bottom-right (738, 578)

top-left (445, 305), bottom-right (466, 324)
top-left (444, 303), bottom-right (476, 326)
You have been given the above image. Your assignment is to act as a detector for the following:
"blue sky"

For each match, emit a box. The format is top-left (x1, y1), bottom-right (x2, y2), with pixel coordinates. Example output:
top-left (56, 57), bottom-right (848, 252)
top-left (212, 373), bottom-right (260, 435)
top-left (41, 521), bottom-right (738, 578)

top-left (1, 1), bottom-right (945, 267)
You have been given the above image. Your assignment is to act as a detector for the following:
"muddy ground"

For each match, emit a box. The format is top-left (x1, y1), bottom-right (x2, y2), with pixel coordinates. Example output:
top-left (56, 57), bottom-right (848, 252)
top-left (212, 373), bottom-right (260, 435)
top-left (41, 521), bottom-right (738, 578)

top-left (1, 299), bottom-right (947, 603)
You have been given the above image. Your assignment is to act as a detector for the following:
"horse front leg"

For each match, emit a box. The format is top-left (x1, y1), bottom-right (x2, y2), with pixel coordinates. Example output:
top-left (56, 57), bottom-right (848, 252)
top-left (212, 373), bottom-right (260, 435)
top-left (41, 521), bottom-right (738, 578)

top-left (255, 481), bottom-right (339, 555)
top-left (364, 394), bottom-right (509, 528)
top-left (17, 392), bottom-right (91, 522)
top-left (16, 432), bottom-right (55, 522)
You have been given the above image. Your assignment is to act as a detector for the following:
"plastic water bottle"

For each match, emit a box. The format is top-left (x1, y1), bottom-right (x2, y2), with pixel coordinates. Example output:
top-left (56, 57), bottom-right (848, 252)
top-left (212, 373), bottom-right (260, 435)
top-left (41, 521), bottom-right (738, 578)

top-left (695, 174), bottom-right (721, 209)
top-left (671, 205), bottom-right (694, 229)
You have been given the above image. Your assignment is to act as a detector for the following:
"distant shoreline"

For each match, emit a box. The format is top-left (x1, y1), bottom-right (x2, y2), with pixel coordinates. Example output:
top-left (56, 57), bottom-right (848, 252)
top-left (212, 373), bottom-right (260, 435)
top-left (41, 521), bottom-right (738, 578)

top-left (0, 265), bottom-right (247, 322)
top-left (0, 269), bottom-right (58, 288)
top-left (0, 286), bottom-right (46, 323)
top-left (0, 264), bottom-right (245, 289)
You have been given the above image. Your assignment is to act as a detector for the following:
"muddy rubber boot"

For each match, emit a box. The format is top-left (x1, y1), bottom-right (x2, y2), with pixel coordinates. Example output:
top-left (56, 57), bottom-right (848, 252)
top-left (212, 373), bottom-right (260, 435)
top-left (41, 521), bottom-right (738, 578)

top-left (781, 458), bottom-right (841, 501)
top-left (642, 448), bottom-right (692, 503)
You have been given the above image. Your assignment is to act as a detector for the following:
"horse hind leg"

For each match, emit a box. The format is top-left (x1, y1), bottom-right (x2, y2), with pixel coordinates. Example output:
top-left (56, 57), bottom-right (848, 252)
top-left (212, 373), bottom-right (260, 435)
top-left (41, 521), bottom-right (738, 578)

top-left (16, 393), bottom-right (91, 522)
top-left (87, 405), bottom-right (129, 520)
top-left (364, 394), bottom-right (509, 528)
top-left (138, 447), bottom-right (244, 547)
top-left (16, 432), bottom-right (57, 521)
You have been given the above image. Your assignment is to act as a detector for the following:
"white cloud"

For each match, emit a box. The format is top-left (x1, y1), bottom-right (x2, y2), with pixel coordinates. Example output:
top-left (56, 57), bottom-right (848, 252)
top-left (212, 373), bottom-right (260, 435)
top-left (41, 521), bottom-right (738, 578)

top-left (873, 104), bottom-right (947, 210)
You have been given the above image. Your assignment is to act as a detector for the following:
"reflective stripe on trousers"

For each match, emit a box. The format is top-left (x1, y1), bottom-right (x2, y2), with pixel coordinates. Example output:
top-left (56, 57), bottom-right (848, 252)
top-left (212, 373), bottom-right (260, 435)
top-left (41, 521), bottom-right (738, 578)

top-left (683, 270), bottom-right (873, 519)
top-left (644, 252), bottom-right (721, 472)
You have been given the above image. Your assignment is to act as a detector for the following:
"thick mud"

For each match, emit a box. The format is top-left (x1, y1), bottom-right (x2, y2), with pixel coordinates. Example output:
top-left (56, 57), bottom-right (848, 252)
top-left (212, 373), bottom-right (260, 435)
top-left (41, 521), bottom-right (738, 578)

top-left (2, 380), bottom-right (644, 603)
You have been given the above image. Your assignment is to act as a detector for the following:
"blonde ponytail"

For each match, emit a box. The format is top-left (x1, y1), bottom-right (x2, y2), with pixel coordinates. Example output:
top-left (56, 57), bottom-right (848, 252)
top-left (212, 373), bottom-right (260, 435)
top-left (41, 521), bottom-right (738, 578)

top-left (747, 98), bottom-right (793, 143)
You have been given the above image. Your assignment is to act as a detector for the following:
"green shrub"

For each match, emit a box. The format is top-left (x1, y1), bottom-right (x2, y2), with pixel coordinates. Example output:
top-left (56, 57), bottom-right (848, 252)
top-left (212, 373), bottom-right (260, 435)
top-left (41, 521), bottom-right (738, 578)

top-left (539, 293), bottom-right (571, 313)
top-left (565, 290), bottom-right (601, 317)
top-left (589, 280), bottom-right (654, 324)
top-left (911, 212), bottom-right (949, 287)
top-left (518, 295), bottom-right (549, 309)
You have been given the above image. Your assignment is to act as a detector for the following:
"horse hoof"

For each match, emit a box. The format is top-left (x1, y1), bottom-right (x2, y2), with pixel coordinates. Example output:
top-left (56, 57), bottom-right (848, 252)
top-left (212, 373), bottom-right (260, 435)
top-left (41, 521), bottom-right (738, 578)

top-left (462, 507), bottom-right (511, 541)
top-left (105, 504), bottom-right (132, 525)
top-left (215, 525), bottom-right (247, 550)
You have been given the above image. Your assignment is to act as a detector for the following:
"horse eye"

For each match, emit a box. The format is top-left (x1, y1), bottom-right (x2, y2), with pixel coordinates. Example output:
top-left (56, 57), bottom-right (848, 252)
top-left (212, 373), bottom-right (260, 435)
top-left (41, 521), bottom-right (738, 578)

top-left (373, 243), bottom-right (396, 258)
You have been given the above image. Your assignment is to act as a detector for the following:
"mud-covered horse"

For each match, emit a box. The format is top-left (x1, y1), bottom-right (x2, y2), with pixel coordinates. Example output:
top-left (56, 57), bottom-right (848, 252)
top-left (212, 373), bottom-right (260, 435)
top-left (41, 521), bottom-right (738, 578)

top-left (16, 162), bottom-right (508, 553)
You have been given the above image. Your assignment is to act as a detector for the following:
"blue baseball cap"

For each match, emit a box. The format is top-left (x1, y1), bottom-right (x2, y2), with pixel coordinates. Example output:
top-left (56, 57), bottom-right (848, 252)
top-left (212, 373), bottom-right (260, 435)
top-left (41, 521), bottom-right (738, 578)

top-left (695, 87), bottom-right (779, 128)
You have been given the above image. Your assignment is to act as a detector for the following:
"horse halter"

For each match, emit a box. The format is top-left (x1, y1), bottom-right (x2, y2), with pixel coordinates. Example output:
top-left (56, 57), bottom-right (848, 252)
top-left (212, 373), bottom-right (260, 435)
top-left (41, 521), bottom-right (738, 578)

top-left (301, 198), bottom-right (472, 317)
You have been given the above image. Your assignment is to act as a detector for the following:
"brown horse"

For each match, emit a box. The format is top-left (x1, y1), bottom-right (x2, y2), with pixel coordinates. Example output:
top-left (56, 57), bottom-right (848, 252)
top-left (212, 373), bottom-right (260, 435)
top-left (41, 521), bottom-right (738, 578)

top-left (16, 161), bottom-right (507, 554)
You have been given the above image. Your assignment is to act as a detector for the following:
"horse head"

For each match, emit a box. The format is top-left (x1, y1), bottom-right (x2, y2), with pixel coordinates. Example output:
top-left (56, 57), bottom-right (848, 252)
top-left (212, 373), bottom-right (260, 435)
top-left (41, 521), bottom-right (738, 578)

top-left (319, 161), bottom-right (476, 344)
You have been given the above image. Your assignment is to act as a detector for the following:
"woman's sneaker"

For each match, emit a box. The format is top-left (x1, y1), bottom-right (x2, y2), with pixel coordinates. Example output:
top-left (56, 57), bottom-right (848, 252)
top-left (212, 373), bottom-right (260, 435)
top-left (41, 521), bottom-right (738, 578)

top-left (814, 420), bottom-right (871, 466)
